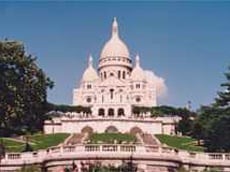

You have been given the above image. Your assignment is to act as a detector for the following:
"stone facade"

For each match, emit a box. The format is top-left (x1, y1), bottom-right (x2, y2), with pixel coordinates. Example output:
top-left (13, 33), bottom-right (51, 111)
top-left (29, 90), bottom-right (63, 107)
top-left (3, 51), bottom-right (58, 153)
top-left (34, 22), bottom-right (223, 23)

top-left (44, 114), bottom-right (180, 135)
top-left (73, 18), bottom-right (156, 116)
top-left (44, 18), bottom-right (178, 135)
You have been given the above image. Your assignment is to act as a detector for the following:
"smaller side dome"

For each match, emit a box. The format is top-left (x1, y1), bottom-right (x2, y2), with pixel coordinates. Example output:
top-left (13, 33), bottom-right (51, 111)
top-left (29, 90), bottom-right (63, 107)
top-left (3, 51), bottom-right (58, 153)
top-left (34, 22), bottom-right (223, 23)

top-left (130, 55), bottom-right (146, 81)
top-left (82, 55), bottom-right (98, 82)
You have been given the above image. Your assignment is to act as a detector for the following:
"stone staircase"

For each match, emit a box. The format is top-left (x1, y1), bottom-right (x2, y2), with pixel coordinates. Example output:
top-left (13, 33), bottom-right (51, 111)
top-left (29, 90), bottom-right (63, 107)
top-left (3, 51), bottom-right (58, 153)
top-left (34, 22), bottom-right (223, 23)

top-left (64, 133), bottom-right (87, 145)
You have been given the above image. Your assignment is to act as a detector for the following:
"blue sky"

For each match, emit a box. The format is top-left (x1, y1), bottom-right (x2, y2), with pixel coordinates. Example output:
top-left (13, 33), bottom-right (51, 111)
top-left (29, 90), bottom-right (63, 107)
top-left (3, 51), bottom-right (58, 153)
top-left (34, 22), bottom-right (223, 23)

top-left (0, 2), bottom-right (229, 110)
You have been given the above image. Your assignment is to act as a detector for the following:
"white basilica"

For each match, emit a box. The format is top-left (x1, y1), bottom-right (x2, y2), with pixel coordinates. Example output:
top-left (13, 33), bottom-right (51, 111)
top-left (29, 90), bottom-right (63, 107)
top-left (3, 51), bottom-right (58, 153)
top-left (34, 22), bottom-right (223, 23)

top-left (73, 18), bottom-right (156, 117)
top-left (44, 18), bottom-right (179, 135)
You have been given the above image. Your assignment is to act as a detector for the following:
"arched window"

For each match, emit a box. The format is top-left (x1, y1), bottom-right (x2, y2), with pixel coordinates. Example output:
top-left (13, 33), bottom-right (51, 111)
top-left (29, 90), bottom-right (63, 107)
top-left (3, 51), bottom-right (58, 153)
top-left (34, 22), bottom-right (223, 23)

top-left (102, 95), bottom-right (104, 103)
top-left (81, 126), bottom-right (93, 134)
top-left (136, 97), bottom-right (141, 103)
top-left (104, 72), bottom-right (107, 79)
top-left (110, 89), bottom-right (114, 99)
top-left (118, 70), bottom-right (121, 79)
top-left (98, 108), bottom-right (105, 116)
top-left (108, 108), bottom-right (114, 117)
top-left (87, 84), bottom-right (92, 89)
top-left (118, 108), bottom-right (125, 116)
top-left (86, 97), bottom-right (92, 103)
top-left (122, 71), bottom-right (126, 79)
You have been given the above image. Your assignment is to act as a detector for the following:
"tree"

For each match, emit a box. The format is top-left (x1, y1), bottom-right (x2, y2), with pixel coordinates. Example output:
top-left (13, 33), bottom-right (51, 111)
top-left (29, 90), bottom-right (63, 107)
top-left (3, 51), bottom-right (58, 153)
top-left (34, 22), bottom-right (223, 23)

top-left (196, 66), bottom-right (230, 152)
top-left (215, 66), bottom-right (230, 107)
top-left (191, 120), bottom-right (204, 145)
top-left (0, 40), bottom-right (53, 136)
top-left (177, 115), bottom-right (193, 135)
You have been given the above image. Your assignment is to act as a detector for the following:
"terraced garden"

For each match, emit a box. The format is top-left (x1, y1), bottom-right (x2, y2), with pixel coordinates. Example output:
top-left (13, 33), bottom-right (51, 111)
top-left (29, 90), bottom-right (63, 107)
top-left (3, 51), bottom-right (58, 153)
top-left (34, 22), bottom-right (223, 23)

top-left (88, 133), bottom-right (137, 144)
top-left (0, 133), bottom-right (69, 152)
top-left (155, 134), bottom-right (204, 152)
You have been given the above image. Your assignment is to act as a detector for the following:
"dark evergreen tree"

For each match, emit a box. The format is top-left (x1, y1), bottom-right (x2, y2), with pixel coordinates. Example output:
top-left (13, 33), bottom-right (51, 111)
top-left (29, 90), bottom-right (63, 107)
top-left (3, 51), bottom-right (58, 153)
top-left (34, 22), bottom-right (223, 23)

top-left (196, 66), bottom-right (230, 152)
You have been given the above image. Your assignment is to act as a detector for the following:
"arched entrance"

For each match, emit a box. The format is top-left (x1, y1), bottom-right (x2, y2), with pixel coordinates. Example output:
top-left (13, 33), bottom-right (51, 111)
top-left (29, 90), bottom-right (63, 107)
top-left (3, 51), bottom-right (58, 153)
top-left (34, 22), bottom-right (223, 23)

top-left (81, 126), bottom-right (93, 134)
top-left (130, 127), bottom-right (143, 135)
top-left (98, 108), bottom-right (105, 116)
top-left (105, 126), bottom-right (118, 133)
top-left (108, 108), bottom-right (114, 117)
top-left (117, 108), bottom-right (125, 116)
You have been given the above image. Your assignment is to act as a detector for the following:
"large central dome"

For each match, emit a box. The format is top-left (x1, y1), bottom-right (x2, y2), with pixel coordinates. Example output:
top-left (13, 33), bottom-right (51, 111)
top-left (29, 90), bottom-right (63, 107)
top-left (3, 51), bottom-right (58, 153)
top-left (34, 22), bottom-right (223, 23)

top-left (100, 18), bottom-right (130, 59)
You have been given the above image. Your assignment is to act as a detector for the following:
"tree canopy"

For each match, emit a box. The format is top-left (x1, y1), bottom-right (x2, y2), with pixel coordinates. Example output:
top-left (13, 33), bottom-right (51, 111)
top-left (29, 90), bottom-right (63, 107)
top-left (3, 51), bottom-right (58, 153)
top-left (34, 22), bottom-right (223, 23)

top-left (0, 40), bottom-right (53, 136)
top-left (193, 66), bottom-right (230, 152)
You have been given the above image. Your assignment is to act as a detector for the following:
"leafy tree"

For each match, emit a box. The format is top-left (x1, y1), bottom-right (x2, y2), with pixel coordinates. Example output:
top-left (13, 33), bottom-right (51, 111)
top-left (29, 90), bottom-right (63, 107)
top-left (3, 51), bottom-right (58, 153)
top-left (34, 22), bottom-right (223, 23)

top-left (191, 120), bottom-right (204, 146)
top-left (47, 103), bottom-right (91, 114)
top-left (177, 115), bottom-right (193, 135)
top-left (22, 142), bottom-right (33, 152)
top-left (0, 40), bottom-right (53, 136)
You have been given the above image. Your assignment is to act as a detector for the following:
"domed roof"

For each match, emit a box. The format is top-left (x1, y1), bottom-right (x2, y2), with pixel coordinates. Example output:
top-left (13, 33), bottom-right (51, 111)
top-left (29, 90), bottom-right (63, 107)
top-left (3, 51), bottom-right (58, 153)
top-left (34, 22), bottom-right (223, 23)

top-left (130, 55), bottom-right (146, 81)
top-left (82, 55), bottom-right (98, 82)
top-left (100, 18), bottom-right (130, 59)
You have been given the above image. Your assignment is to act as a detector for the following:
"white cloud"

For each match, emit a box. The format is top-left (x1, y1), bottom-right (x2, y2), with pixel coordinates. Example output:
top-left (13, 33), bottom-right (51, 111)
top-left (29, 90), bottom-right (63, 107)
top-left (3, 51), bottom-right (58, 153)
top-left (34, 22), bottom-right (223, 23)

top-left (144, 70), bottom-right (167, 98)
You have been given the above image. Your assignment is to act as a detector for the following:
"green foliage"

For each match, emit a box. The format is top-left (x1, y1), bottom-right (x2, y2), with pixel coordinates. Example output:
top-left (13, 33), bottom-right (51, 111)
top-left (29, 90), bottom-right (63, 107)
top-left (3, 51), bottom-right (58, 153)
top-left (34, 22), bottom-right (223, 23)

top-left (132, 105), bottom-right (196, 117)
top-left (215, 66), bottom-right (230, 107)
top-left (132, 106), bottom-right (196, 136)
top-left (88, 133), bottom-right (136, 144)
top-left (132, 106), bottom-right (151, 115)
top-left (0, 138), bottom-right (24, 152)
top-left (194, 66), bottom-right (230, 152)
top-left (176, 166), bottom-right (189, 172)
top-left (191, 120), bottom-right (204, 145)
top-left (22, 142), bottom-right (33, 152)
top-left (177, 115), bottom-right (193, 135)
top-left (0, 40), bottom-right (53, 136)
top-left (1, 133), bottom-right (69, 152)
top-left (155, 134), bottom-right (204, 152)
top-left (27, 133), bottom-right (69, 150)
top-left (202, 167), bottom-right (219, 172)
top-left (46, 103), bottom-right (91, 114)
top-left (17, 165), bottom-right (41, 172)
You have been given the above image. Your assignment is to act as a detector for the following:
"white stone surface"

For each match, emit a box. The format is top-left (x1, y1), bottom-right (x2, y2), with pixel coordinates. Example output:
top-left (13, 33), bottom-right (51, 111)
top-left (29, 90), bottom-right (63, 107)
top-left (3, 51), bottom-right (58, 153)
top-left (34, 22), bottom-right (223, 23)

top-left (73, 18), bottom-right (157, 116)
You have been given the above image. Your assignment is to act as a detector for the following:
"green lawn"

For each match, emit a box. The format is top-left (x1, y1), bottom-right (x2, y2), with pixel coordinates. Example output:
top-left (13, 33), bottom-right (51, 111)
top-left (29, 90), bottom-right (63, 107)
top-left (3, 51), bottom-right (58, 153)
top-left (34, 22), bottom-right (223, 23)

top-left (1, 138), bottom-right (25, 152)
top-left (88, 133), bottom-right (136, 144)
top-left (155, 134), bottom-right (204, 152)
top-left (0, 133), bottom-right (70, 152)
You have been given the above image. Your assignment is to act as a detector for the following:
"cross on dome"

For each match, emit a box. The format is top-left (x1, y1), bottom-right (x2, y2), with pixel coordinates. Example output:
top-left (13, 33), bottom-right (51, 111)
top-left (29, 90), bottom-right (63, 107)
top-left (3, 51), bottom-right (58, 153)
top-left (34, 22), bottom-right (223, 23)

top-left (100, 18), bottom-right (130, 59)
top-left (135, 54), bottom-right (140, 67)
top-left (112, 17), bottom-right (118, 37)
top-left (88, 54), bottom-right (93, 67)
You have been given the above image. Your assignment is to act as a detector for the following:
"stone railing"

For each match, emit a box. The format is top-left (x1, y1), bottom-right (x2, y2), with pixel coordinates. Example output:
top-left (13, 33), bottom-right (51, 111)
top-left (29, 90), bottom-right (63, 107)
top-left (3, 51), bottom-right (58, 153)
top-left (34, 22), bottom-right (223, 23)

top-left (1, 144), bottom-right (230, 161)
top-left (2, 144), bottom-right (230, 171)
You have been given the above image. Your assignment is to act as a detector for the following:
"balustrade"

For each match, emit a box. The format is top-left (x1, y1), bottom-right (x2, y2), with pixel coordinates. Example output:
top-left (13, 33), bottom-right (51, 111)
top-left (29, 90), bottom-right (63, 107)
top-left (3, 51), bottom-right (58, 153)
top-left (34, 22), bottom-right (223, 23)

top-left (208, 153), bottom-right (223, 160)
top-left (120, 145), bottom-right (136, 152)
top-left (63, 146), bottom-right (76, 153)
top-left (85, 145), bottom-right (100, 152)
top-left (102, 145), bottom-right (118, 152)
top-left (3, 144), bottom-right (230, 166)
top-left (7, 153), bottom-right (21, 160)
